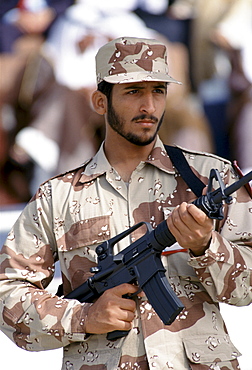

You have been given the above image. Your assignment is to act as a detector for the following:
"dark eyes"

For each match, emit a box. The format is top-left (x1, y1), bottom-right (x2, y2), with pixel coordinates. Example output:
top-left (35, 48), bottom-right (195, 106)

top-left (127, 88), bottom-right (165, 95)
top-left (154, 88), bottom-right (166, 94)
top-left (127, 89), bottom-right (138, 94)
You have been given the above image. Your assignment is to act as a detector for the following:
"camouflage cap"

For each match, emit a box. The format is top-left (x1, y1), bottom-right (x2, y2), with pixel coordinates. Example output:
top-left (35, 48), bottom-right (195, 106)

top-left (95, 36), bottom-right (181, 85)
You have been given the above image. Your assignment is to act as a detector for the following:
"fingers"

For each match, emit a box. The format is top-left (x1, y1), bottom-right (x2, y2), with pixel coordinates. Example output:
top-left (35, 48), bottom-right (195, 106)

top-left (167, 202), bottom-right (213, 253)
top-left (111, 283), bottom-right (139, 311)
top-left (112, 283), bottom-right (139, 298)
top-left (119, 307), bottom-right (135, 324)
top-left (169, 202), bottom-right (212, 231)
top-left (85, 284), bottom-right (138, 335)
top-left (175, 203), bottom-right (210, 228)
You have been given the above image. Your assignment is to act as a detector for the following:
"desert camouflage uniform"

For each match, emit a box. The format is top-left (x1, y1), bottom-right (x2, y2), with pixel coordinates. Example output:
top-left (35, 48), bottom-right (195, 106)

top-left (0, 136), bottom-right (252, 370)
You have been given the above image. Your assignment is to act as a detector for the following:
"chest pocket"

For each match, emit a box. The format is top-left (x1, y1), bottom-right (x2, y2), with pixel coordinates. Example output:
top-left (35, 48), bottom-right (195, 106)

top-left (57, 215), bottom-right (111, 252)
top-left (56, 215), bottom-right (111, 291)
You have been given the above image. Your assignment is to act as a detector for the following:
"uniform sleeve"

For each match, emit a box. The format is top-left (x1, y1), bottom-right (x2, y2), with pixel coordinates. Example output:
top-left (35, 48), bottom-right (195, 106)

top-left (0, 182), bottom-right (90, 351)
top-left (189, 166), bottom-right (252, 306)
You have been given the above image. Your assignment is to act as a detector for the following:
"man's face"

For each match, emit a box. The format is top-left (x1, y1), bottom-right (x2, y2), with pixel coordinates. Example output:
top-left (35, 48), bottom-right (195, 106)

top-left (106, 81), bottom-right (167, 146)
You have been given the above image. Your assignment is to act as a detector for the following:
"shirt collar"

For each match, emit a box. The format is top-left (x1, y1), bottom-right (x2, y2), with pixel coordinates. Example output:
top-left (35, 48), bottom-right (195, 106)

top-left (145, 136), bottom-right (176, 174)
top-left (79, 136), bottom-right (175, 184)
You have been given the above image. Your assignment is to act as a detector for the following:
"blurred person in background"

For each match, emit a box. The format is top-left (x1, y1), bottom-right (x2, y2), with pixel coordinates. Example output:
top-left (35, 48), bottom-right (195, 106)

top-left (212, 0), bottom-right (252, 174)
top-left (0, 0), bottom-right (74, 52)
top-left (0, 0), bottom-right (74, 204)
top-left (189, 0), bottom-right (252, 172)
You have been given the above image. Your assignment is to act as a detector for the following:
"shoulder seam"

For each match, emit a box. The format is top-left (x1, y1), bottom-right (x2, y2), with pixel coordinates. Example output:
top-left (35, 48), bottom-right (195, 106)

top-left (175, 145), bottom-right (231, 165)
top-left (39, 159), bottom-right (92, 186)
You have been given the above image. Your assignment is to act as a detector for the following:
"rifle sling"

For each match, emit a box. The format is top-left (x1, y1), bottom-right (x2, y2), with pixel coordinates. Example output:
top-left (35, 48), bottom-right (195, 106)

top-left (164, 145), bottom-right (205, 197)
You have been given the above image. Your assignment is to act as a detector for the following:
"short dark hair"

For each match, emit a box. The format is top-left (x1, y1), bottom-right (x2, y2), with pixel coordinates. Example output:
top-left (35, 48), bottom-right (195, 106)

top-left (97, 81), bottom-right (114, 103)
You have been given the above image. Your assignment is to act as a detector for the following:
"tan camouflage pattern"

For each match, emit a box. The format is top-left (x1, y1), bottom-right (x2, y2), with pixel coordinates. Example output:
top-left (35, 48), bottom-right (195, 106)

top-left (95, 37), bottom-right (181, 85)
top-left (0, 136), bottom-right (252, 370)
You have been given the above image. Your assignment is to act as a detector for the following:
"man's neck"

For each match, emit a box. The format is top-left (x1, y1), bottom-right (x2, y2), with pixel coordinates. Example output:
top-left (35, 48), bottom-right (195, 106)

top-left (104, 135), bottom-right (156, 182)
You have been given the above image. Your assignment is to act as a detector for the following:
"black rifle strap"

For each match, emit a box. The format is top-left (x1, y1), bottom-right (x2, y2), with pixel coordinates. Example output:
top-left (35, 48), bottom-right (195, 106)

top-left (164, 145), bottom-right (206, 197)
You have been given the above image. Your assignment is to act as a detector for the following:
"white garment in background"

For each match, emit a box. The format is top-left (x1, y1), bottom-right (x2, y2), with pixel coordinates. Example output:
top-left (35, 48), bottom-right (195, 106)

top-left (43, 0), bottom-right (165, 89)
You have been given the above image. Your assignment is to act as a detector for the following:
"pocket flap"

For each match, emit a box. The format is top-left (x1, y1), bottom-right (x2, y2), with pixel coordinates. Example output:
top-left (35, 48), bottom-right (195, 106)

top-left (57, 215), bottom-right (111, 251)
top-left (183, 335), bottom-right (241, 363)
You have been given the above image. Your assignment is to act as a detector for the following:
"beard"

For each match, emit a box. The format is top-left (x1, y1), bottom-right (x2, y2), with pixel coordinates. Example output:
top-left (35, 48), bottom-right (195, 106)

top-left (107, 99), bottom-right (164, 146)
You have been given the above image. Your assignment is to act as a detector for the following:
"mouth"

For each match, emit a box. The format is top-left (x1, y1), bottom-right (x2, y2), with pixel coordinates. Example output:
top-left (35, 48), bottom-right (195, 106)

top-left (135, 120), bottom-right (156, 127)
top-left (133, 115), bottom-right (158, 127)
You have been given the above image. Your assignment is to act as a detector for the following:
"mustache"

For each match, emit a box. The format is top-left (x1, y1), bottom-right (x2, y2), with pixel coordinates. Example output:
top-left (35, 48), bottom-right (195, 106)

top-left (132, 114), bottom-right (159, 123)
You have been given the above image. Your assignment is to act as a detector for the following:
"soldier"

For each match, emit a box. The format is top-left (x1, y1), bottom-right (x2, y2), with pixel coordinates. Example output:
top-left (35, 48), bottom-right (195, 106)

top-left (0, 37), bottom-right (251, 369)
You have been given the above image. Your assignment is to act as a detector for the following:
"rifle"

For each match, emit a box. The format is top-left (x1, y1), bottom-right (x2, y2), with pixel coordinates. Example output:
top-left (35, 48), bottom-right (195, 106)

top-left (65, 169), bottom-right (252, 340)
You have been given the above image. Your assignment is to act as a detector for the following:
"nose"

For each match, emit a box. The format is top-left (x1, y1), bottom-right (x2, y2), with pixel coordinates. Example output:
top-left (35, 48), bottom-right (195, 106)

top-left (139, 93), bottom-right (156, 115)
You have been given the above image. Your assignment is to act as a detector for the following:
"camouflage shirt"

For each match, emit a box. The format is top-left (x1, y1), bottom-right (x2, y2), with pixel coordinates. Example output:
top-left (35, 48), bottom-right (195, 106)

top-left (0, 137), bottom-right (252, 370)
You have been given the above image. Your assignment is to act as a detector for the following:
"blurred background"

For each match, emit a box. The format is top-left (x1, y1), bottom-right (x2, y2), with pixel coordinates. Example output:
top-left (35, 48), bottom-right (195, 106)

top-left (0, 1), bottom-right (251, 369)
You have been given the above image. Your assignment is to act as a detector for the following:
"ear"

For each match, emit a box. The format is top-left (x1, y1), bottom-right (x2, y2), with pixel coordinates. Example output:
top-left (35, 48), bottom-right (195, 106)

top-left (91, 90), bottom-right (107, 115)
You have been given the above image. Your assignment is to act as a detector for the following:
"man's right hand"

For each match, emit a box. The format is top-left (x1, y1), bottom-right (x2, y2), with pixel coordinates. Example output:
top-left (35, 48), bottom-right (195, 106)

top-left (85, 283), bottom-right (138, 335)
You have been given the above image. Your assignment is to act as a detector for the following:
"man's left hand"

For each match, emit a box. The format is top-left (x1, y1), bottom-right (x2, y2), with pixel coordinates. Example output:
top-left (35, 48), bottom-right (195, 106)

top-left (167, 202), bottom-right (213, 256)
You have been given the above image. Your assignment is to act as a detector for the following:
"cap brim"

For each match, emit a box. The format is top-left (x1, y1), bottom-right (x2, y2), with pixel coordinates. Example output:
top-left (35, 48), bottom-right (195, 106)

top-left (103, 71), bottom-right (182, 85)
